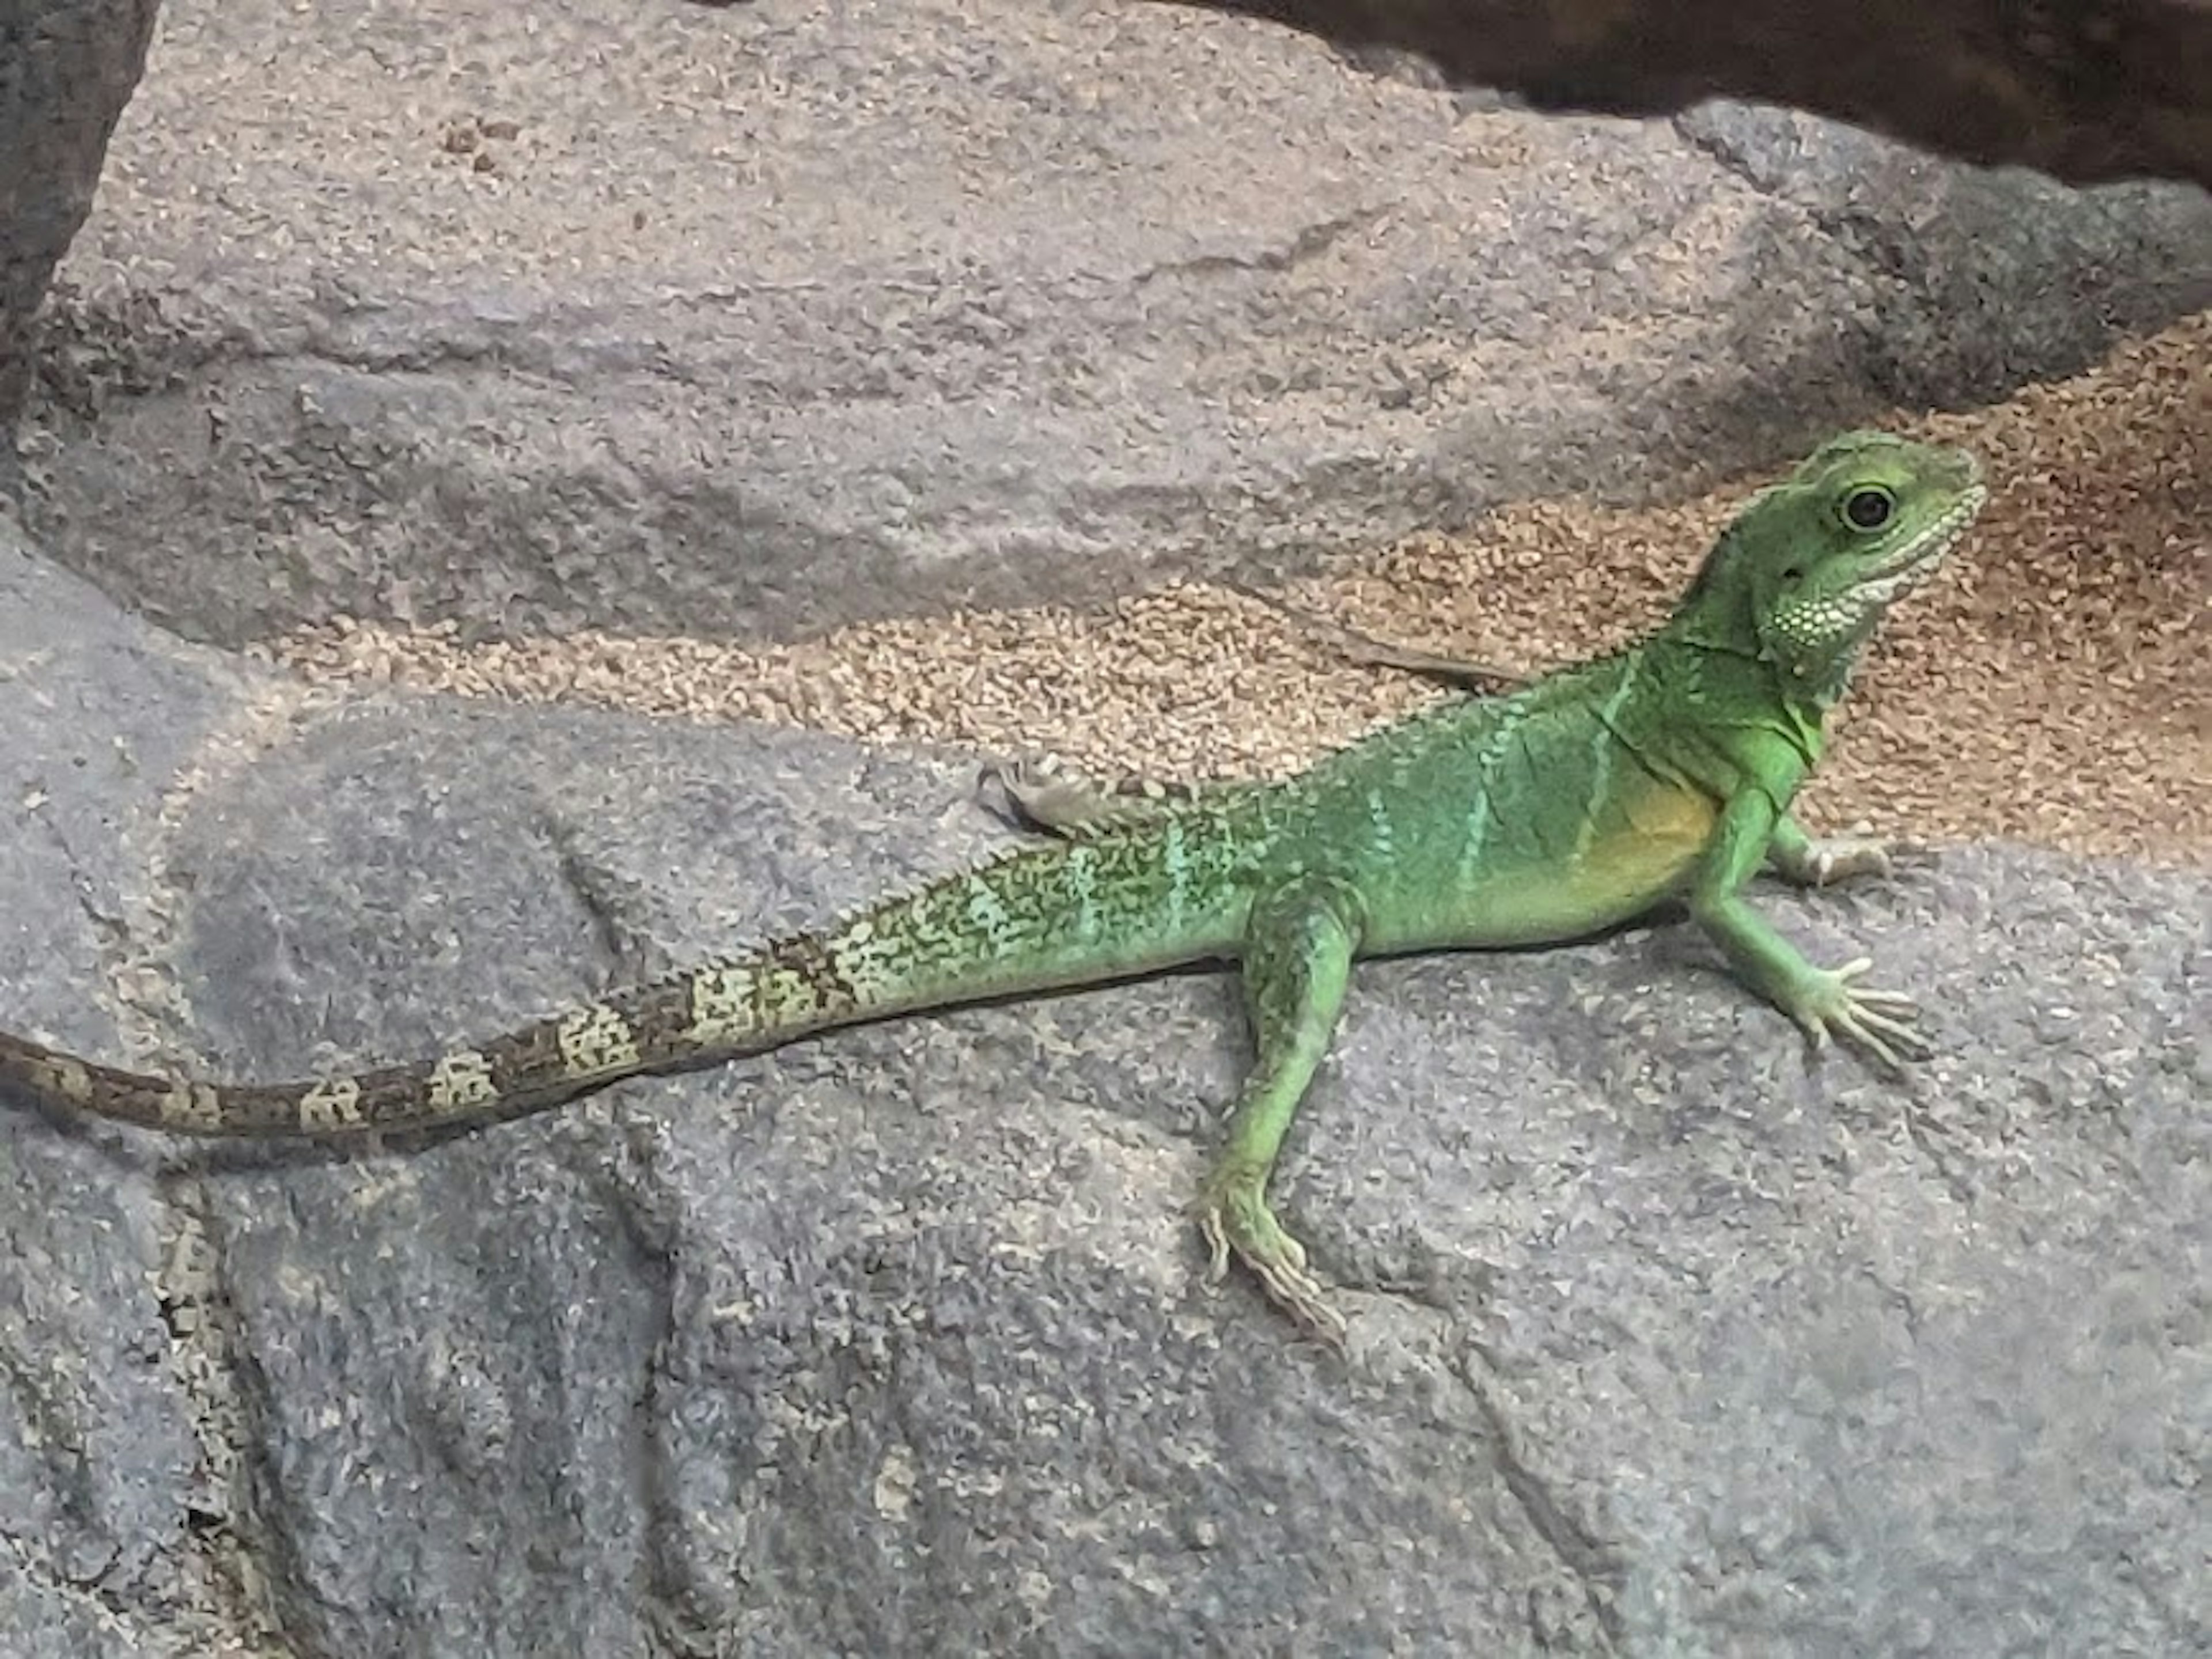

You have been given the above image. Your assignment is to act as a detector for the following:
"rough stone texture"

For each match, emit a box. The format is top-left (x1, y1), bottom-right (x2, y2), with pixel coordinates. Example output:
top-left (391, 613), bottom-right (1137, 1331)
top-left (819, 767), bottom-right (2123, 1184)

top-left (0, 527), bottom-right (244, 1657)
top-left (1168, 0), bottom-right (2212, 191)
top-left (0, 532), bottom-right (2205, 1656)
top-left (0, 0), bottom-right (161, 433)
top-left (6, 0), bottom-right (2212, 444)
top-left (18, 0), bottom-right (2212, 649)
top-left (0, 3), bottom-right (2205, 1655)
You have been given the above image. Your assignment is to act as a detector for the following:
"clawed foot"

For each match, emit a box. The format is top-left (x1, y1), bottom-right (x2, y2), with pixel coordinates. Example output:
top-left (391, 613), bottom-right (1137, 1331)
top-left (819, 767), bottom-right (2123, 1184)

top-left (1197, 1171), bottom-right (1347, 1346)
top-left (1791, 956), bottom-right (1933, 1069)
top-left (1778, 824), bottom-right (1938, 888)
top-left (976, 755), bottom-right (1183, 839)
top-left (975, 757), bottom-right (1065, 834)
top-left (1795, 834), bottom-right (1894, 886)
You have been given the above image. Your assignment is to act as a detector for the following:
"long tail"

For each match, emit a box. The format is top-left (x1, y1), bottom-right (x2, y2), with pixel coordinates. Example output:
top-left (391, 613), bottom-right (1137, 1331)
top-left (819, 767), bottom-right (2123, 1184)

top-left (0, 817), bottom-right (1259, 1138)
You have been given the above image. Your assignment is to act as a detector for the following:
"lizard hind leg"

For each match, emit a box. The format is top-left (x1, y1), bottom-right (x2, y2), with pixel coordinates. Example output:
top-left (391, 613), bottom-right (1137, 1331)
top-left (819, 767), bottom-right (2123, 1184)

top-left (976, 753), bottom-right (1196, 839)
top-left (1199, 875), bottom-right (1362, 1345)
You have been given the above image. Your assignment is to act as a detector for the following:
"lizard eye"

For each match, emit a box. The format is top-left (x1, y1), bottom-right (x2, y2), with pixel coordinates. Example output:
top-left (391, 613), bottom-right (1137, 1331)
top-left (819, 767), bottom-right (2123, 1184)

top-left (1840, 485), bottom-right (1895, 532)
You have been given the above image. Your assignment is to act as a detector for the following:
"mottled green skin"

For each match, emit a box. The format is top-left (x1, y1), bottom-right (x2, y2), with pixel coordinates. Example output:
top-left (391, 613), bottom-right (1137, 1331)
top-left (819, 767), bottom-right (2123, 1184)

top-left (0, 431), bottom-right (1985, 1339)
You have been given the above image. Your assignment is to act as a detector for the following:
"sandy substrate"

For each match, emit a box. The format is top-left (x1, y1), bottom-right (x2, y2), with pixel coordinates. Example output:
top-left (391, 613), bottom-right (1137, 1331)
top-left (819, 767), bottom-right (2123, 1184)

top-left (273, 311), bottom-right (2211, 865)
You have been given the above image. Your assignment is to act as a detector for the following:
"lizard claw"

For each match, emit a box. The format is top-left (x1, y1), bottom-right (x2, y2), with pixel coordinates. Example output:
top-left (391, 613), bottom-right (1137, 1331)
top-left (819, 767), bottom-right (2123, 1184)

top-left (1799, 835), bottom-right (1893, 886)
top-left (1197, 1177), bottom-right (1347, 1347)
top-left (977, 754), bottom-right (1186, 839)
top-left (1781, 822), bottom-right (1941, 889)
top-left (975, 757), bottom-right (1063, 834)
top-left (1796, 957), bottom-right (1933, 1068)
top-left (1199, 1200), bottom-right (1233, 1286)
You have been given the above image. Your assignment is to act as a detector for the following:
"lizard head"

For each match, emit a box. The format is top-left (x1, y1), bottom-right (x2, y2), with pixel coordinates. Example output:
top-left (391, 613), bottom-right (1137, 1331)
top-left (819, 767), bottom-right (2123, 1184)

top-left (1684, 431), bottom-right (1987, 702)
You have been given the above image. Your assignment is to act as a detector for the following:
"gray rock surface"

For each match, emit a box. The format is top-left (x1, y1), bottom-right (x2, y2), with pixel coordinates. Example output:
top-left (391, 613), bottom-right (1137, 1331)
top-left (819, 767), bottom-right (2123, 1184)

top-left (1, 3), bottom-right (2206, 1655)
top-left (0, 0), bottom-right (161, 431)
top-left (0, 528), bottom-right (244, 1656)
top-left (1, 514), bottom-right (2206, 1656)
top-left (1171, 0), bottom-right (2212, 191)
top-left (17, 0), bottom-right (2212, 647)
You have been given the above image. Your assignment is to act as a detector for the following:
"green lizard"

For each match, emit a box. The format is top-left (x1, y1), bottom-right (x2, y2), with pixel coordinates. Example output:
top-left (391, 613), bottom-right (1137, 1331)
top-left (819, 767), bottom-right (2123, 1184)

top-left (0, 431), bottom-right (1986, 1339)
top-left (979, 582), bottom-right (1892, 874)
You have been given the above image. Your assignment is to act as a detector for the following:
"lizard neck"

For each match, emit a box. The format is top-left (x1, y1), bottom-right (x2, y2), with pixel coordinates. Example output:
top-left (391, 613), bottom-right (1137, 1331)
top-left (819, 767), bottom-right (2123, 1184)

top-left (1638, 622), bottom-right (1835, 786)
top-left (1665, 523), bottom-right (1879, 715)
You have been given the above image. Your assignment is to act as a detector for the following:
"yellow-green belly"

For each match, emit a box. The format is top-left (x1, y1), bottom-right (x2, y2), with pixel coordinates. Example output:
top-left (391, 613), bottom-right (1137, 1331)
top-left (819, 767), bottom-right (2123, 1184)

top-left (1366, 778), bottom-right (1722, 953)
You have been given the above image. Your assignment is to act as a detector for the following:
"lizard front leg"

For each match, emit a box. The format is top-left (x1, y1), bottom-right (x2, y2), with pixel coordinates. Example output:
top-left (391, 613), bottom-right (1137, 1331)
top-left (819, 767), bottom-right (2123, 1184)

top-left (1691, 792), bottom-right (1931, 1067)
top-left (1200, 875), bottom-right (1363, 1344)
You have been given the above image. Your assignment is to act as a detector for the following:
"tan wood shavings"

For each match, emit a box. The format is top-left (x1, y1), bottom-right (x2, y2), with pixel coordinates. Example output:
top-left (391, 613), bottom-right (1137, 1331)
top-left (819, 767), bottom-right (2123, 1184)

top-left (271, 310), bottom-right (2211, 866)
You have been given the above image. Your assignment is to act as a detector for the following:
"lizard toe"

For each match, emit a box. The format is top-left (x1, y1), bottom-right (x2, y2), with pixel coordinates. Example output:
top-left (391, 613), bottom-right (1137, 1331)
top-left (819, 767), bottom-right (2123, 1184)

top-left (1196, 1177), bottom-right (1344, 1342)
